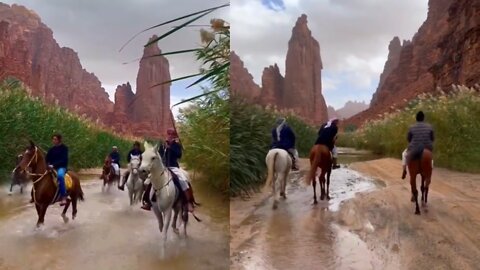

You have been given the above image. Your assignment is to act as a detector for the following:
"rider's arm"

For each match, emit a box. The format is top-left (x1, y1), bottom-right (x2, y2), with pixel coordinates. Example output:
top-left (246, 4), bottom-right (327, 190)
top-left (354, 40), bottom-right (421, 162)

top-left (430, 129), bottom-right (434, 142)
top-left (170, 143), bottom-right (182, 159)
top-left (407, 129), bottom-right (413, 142)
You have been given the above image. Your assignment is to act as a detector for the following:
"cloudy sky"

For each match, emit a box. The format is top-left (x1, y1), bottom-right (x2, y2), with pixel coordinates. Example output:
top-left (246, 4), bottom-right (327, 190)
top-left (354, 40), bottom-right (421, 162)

top-left (231, 0), bottom-right (428, 109)
top-left (3, 0), bottom-right (229, 115)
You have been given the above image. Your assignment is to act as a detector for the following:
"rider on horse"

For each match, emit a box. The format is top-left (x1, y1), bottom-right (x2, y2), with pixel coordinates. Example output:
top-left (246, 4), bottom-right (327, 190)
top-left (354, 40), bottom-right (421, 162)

top-left (315, 118), bottom-right (341, 169)
top-left (109, 146), bottom-right (121, 176)
top-left (118, 141), bottom-right (143, 191)
top-left (401, 111), bottom-right (434, 179)
top-left (271, 117), bottom-right (299, 171)
top-left (141, 128), bottom-right (197, 212)
top-left (45, 134), bottom-right (69, 205)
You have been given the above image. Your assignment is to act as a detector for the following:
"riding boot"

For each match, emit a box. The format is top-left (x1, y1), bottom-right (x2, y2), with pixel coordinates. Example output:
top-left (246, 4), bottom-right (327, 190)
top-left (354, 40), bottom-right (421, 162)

top-left (291, 157), bottom-right (299, 171)
top-left (183, 188), bottom-right (194, 212)
top-left (401, 165), bottom-right (407, 179)
top-left (118, 171), bottom-right (129, 191)
top-left (141, 183), bottom-right (152, 211)
top-left (332, 158), bottom-right (340, 169)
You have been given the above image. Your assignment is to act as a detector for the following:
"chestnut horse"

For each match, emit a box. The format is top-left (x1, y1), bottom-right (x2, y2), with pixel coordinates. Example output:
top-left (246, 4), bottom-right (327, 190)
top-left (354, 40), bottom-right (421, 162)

top-left (15, 141), bottom-right (84, 227)
top-left (407, 148), bottom-right (433, 215)
top-left (306, 144), bottom-right (332, 204)
top-left (100, 155), bottom-right (120, 192)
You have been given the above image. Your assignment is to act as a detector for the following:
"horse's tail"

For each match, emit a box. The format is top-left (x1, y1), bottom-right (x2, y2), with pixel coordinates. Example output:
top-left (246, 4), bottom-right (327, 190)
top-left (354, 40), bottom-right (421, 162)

top-left (78, 182), bottom-right (85, 201)
top-left (306, 146), bottom-right (321, 185)
top-left (264, 150), bottom-right (279, 190)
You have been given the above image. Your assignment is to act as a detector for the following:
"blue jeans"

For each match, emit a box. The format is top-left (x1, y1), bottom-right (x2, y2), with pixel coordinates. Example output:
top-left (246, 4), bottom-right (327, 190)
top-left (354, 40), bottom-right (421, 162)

top-left (57, 167), bottom-right (67, 197)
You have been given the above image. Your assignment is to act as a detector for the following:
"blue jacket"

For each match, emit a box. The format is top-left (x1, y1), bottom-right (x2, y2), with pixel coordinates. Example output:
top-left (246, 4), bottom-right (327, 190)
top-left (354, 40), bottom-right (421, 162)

top-left (271, 125), bottom-right (296, 150)
top-left (46, 144), bottom-right (68, 169)
top-left (127, 149), bottom-right (143, 162)
top-left (160, 141), bottom-right (182, 168)
top-left (109, 151), bottom-right (121, 166)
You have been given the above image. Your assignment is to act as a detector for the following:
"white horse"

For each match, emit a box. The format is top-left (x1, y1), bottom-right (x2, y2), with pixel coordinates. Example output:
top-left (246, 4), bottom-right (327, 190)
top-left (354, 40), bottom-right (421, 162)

top-left (264, 149), bottom-right (292, 209)
top-left (126, 154), bottom-right (144, 205)
top-left (139, 141), bottom-right (187, 244)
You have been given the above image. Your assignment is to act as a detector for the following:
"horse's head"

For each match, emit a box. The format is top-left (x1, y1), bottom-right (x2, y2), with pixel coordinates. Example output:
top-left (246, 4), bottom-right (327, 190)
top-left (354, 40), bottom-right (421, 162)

top-left (139, 141), bottom-right (163, 175)
top-left (130, 154), bottom-right (141, 175)
top-left (15, 141), bottom-right (41, 174)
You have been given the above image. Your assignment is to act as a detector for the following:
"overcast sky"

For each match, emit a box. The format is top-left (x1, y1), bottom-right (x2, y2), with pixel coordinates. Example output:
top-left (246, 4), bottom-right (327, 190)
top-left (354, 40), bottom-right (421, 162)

top-left (231, 0), bottom-right (428, 109)
top-left (3, 0), bottom-right (229, 115)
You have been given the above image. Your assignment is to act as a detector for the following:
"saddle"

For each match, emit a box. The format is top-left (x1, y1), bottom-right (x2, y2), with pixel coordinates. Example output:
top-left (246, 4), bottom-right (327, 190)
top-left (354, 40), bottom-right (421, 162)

top-left (408, 146), bottom-right (425, 162)
top-left (51, 170), bottom-right (74, 191)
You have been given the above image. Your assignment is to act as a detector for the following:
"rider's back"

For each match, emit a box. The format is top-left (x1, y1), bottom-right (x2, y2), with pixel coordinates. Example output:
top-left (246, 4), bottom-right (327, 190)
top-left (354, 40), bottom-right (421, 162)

top-left (408, 122), bottom-right (434, 151)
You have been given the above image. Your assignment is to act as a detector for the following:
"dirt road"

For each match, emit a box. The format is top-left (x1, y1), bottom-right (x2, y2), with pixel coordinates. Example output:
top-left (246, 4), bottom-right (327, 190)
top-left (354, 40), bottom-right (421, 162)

top-left (231, 157), bottom-right (480, 270)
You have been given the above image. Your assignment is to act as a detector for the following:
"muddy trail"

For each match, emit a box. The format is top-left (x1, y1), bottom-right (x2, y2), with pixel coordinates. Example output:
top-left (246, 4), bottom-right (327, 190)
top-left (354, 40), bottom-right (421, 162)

top-left (0, 169), bottom-right (229, 270)
top-left (231, 150), bottom-right (480, 270)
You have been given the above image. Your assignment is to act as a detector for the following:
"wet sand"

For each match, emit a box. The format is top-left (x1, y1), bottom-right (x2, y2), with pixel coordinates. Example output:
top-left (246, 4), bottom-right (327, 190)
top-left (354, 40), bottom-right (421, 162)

top-left (231, 157), bottom-right (480, 270)
top-left (0, 169), bottom-right (229, 270)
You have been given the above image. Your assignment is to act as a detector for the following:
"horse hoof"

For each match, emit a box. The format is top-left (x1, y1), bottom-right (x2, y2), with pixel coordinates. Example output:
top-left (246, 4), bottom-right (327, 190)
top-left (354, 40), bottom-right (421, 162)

top-left (61, 214), bottom-right (69, 223)
top-left (313, 200), bottom-right (318, 205)
top-left (415, 210), bottom-right (421, 215)
top-left (272, 202), bottom-right (278, 210)
top-left (173, 228), bottom-right (180, 234)
top-left (7, 192), bottom-right (12, 196)
top-left (326, 195), bottom-right (331, 200)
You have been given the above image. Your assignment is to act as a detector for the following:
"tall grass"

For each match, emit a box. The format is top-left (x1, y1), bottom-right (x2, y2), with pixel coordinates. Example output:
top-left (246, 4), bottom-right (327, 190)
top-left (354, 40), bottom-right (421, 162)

top-left (337, 85), bottom-right (480, 173)
top-left (0, 79), bottom-right (135, 182)
top-left (230, 98), bottom-right (317, 196)
top-left (174, 18), bottom-right (230, 195)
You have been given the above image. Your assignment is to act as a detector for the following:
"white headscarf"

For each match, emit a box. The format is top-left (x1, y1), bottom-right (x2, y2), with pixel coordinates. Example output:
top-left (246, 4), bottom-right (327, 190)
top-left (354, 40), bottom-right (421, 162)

top-left (275, 118), bottom-right (286, 141)
top-left (325, 118), bottom-right (338, 128)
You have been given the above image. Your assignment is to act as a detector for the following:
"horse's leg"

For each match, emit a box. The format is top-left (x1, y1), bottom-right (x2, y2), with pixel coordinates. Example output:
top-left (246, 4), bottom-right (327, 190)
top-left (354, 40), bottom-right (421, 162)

top-left (420, 176), bottom-right (426, 206)
top-left (20, 184), bottom-right (24, 194)
top-left (326, 169), bottom-right (332, 200)
top-left (320, 171), bottom-right (326, 201)
top-left (61, 197), bottom-right (71, 223)
top-left (312, 177), bottom-right (318, 204)
top-left (9, 182), bottom-right (14, 194)
top-left (163, 208), bottom-right (173, 244)
top-left (410, 174), bottom-right (420, 215)
top-left (38, 204), bottom-right (48, 227)
top-left (172, 204), bottom-right (180, 234)
top-left (35, 204), bottom-right (42, 227)
top-left (280, 172), bottom-right (287, 199)
top-left (72, 196), bottom-right (78, 220)
top-left (272, 173), bottom-right (278, 209)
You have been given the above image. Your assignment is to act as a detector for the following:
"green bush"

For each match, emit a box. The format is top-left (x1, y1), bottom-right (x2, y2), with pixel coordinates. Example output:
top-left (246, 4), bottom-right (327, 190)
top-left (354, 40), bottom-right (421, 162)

top-left (337, 85), bottom-right (480, 173)
top-left (0, 79), bottom-right (134, 181)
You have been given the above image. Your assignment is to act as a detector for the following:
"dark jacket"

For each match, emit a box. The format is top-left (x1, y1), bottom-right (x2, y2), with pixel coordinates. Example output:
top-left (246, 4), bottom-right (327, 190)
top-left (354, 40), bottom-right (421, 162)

top-left (271, 125), bottom-right (296, 150)
top-left (127, 148), bottom-right (143, 162)
top-left (109, 151), bottom-right (121, 166)
top-left (407, 122), bottom-right (434, 151)
top-left (46, 144), bottom-right (68, 169)
top-left (160, 141), bottom-right (182, 168)
top-left (315, 123), bottom-right (338, 150)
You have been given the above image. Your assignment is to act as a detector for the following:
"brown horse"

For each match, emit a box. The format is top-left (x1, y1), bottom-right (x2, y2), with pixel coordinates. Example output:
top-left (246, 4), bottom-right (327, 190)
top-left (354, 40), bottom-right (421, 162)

top-left (100, 155), bottom-right (119, 191)
top-left (307, 144), bottom-right (332, 204)
top-left (407, 148), bottom-right (433, 215)
top-left (9, 152), bottom-right (29, 194)
top-left (15, 141), bottom-right (84, 227)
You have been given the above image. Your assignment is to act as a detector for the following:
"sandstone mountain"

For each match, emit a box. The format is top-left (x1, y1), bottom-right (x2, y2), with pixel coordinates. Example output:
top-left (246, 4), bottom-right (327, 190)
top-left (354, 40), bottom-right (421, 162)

top-left (347, 0), bottom-right (480, 128)
top-left (0, 3), bottom-right (172, 138)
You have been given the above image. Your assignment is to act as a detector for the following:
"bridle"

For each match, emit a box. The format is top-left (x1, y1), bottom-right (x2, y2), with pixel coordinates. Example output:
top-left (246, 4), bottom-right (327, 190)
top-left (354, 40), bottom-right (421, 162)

top-left (18, 147), bottom-right (48, 181)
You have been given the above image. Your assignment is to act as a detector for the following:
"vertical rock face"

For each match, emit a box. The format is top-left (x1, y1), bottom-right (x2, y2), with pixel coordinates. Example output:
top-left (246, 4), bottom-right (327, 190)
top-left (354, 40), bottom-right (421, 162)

top-left (284, 14), bottom-right (328, 125)
top-left (371, 37), bottom-right (402, 105)
top-left (231, 15), bottom-right (329, 126)
top-left (0, 3), bottom-right (113, 122)
top-left (0, 4), bottom-right (174, 139)
top-left (131, 35), bottom-right (172, 138)
top-left (347, 0), bottom-right (480, 128)
top-left (261, 64), bottom-right (284, 107)
top-left (230, 51), bottom-right (261, 100)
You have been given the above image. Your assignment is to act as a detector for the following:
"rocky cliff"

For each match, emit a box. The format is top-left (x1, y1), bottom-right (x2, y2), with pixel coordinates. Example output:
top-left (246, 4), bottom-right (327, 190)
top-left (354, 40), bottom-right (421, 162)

top-left (231, 14), bottom-right (329, 125)
top-left (348, 0), bottom-right (480, 128)
top-left (0, 4), bottom-right (173, 139)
